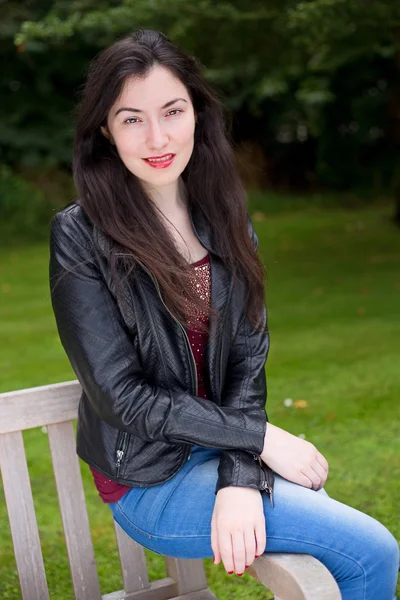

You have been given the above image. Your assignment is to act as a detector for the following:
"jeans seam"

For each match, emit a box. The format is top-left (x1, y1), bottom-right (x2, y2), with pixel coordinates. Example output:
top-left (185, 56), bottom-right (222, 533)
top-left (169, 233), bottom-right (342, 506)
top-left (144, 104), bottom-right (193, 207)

top-left (267, 535), bottom-right (367, 597)
top-left (113, 503), bottom-right (155, 539)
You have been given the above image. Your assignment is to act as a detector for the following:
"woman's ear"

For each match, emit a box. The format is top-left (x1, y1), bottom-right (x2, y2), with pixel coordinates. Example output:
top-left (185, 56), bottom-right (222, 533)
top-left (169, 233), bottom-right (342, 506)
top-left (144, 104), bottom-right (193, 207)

top-left (100, 125), bottom-right (115, 145)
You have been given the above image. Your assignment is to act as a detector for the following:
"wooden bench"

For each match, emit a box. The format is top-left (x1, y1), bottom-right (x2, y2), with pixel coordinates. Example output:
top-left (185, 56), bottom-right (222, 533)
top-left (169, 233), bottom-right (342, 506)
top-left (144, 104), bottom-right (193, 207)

top-left (0, 381), bottom-right (341, 600)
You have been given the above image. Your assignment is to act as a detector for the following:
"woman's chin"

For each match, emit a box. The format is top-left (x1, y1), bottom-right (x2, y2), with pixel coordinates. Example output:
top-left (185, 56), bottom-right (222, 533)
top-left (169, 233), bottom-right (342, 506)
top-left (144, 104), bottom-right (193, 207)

top-left (129, 163), bottom-right (185, 189)
top-left (140, 172), bottom-right (181, 189)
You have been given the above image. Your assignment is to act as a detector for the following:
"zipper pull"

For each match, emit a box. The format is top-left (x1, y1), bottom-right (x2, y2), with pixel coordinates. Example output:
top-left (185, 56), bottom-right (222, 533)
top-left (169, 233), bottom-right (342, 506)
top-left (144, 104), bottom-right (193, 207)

top-left (253, 453), bottom-right (263, 467)
top-left (261, 480), bottom-right (274, 507)
top-left (116, 449), bottom-right (124, 475)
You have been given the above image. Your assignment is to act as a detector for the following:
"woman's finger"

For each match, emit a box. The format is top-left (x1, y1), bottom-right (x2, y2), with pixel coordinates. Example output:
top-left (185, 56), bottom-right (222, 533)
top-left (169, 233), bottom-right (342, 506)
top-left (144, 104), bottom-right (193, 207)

top-left (316, 452), bottom-right (329, 473)
top-left (255, 515), bottom-right (267, 558)
top-left (311, 459), bottom-right (328, 487)
top-left (231, 530), bottom-right (246, 575)
top-left (213, 547), bottom-right (221, 564)
top-left (298, 471), bottom-right (313, 489)
top-left (218, 528), bottom-right (234, 574)
top-left (211, 516), bottom-right (221, 565)
top-left (301, 466), bottom-right (322, 490)
top-left (244, 527), bottom-right (256, 568)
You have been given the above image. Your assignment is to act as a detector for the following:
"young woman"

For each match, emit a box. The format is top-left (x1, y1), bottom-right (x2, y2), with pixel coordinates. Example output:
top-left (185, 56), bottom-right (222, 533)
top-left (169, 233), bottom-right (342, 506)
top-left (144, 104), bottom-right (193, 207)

top-left (49, 29), bottom-right (399, 598)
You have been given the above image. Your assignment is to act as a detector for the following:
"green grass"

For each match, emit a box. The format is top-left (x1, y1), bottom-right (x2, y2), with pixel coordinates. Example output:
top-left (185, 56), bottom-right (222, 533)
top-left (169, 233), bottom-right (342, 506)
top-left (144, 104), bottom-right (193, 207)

top-left (0, 200), bottom-right (399, 598)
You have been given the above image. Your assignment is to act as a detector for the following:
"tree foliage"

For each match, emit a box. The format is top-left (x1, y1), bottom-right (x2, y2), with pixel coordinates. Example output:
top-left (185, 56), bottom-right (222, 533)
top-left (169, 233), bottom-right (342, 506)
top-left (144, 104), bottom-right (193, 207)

top-left (2, 0), bottom-right (400, 193)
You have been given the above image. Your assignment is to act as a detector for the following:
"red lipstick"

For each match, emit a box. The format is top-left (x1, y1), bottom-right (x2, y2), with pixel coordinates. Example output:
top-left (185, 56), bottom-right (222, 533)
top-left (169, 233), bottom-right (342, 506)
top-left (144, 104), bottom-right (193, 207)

top-left (142, 153), bottom-right (176, 169)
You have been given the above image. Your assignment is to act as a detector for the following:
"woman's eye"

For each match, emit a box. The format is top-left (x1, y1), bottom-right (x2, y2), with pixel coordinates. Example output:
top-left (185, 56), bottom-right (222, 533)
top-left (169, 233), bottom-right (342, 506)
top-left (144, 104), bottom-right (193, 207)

top-left (166, 109), bottom-right (182, 117)
top-left (124, 110), bottom-right (182, 124)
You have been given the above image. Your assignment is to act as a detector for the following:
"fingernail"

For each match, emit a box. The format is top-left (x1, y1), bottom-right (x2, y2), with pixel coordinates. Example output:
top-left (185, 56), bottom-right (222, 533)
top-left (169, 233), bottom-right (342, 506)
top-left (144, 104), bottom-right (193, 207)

top-left (245, 565), bottom-right (249, 569)
top-left (255, 554), bottom-right (260, 558)
top-left (227, 571), bottom-right (233, 574)
top-left (237, 573), bottom-right (243, 576)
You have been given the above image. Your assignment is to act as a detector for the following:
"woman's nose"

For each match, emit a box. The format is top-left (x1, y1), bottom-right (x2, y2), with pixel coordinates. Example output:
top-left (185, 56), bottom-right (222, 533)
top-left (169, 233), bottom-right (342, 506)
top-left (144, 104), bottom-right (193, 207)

top-left (146, 119), bottom-right (169, 150)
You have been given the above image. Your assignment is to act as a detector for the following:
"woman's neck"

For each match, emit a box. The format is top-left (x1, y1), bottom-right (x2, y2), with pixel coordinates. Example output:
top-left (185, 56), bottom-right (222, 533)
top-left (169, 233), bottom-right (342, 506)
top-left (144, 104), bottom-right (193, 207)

top-left (145, 177), bottom-right (188, 218)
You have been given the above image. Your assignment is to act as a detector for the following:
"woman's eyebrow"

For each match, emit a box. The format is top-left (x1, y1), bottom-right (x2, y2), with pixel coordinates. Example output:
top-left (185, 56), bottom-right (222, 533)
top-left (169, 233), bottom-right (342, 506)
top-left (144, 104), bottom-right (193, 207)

top-left (114, 97), bottom-right (188, 117)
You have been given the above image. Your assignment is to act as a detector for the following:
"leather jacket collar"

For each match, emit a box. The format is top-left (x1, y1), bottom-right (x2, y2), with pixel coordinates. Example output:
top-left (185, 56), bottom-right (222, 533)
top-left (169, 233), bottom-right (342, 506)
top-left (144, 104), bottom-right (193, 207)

top-left (92, 200), bottom-right (234, 387)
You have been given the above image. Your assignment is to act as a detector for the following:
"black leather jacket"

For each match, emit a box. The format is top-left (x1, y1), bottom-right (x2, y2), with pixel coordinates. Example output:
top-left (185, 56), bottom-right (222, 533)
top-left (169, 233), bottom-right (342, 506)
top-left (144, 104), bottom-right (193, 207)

top-left (49, 202), bottom-right (275, 501)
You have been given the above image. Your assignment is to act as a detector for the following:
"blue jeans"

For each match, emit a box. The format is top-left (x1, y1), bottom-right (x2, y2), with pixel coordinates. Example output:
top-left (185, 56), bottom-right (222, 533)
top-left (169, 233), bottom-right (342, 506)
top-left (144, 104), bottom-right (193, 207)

top-left (109, 445), bottom-right (399, 600)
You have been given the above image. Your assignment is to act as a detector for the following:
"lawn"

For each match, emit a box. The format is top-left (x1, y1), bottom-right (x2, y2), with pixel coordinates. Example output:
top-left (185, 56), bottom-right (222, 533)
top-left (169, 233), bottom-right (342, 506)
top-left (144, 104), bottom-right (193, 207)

top-left (0, 200), bottom-right (399, 599)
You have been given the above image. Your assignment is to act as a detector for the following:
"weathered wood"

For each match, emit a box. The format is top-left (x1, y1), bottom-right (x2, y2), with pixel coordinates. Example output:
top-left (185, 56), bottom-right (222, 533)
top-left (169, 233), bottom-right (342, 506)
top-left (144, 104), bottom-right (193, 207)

top-left (169, 591), bottom-right (218, 600)
top-left (102, 577), bottom-right (177, 600)
top-left (114, 521), bottom-right (150, 592)
top-left (102, 581), bottom-right (218, 600)
top-left (48, 420), bottom-right (102, 600)
top-left (0, 379), bottom-right (80, 434)
top-left (0, 430), bottom-right (50, 600)
top-left (165, 558), bottom-right (209, 596)
top-left (248, 553), bottom-right (341, 600)
top-left (0, 382), bottom-right (343, 600)
top-left (102, 578), bottom-right (218, 600)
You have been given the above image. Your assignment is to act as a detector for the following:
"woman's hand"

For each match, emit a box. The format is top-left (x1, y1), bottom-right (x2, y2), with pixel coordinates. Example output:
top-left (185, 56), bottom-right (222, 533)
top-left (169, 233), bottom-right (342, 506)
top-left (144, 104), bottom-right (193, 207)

top-left (261, 423), bottom-right (329, 491)
top-left (211, 486), bottom-right (266, 575)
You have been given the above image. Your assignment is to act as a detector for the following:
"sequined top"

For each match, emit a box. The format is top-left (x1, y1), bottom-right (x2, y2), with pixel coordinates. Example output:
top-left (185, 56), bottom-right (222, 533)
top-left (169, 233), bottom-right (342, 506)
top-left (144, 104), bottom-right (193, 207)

top-left (90, 252), bottom-right (211, 503)
top-left (184, 252), bottom-right (211, 399)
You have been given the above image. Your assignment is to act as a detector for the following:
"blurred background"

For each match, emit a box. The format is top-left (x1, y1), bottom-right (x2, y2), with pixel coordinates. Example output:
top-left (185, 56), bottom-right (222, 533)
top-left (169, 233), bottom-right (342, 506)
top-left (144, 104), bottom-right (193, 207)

top-left (0, 2), bottom-right (399, 599)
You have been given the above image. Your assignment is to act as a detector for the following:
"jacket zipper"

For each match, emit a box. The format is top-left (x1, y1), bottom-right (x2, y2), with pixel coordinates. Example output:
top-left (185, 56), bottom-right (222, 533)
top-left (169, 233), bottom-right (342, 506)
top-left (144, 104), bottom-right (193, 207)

top-left (115, 254), bottom-right (200, 464)
top-left (116, 254), bottom-right (198, 398)
top-left (114, 253), bottom-right (227, 468)
top-left (149, 274), bottom-right (198, 397)
top-left (114, 254), bottom-right (261, 492)
top-left (253, 453), bottom-right (275, 507)
top-left (217, 280), bottom-right (233, 403)
top-left (149, 274), bottom-right (198, 463)
top-left (219, 335), bottom-right (224, 398)
top-left (116, 431), bottom-right (130, 478)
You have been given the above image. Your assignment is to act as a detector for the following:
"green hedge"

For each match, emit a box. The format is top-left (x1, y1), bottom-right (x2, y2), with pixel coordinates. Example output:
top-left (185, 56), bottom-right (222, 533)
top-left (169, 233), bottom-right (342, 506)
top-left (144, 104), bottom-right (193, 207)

top-left (0, 165), bottom-right (54, 244)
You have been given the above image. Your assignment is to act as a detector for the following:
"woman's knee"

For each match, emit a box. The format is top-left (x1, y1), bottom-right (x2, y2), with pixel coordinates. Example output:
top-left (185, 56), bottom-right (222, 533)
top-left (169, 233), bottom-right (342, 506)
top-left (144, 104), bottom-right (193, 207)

top-left (360, 518), bottom-right (399, 573)
top-left (375, 525), bottom-right (399, 569)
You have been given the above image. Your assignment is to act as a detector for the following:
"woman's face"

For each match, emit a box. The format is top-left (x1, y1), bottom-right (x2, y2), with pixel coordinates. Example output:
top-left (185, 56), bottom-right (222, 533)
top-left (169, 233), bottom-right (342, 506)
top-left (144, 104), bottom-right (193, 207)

top-left (103, 66), bottom-right (196, 190)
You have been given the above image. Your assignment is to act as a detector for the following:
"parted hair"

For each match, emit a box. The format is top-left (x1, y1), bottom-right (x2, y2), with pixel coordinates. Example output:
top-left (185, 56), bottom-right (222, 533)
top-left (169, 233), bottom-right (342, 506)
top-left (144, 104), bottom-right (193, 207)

top-left (73, 29), bottom-right (267, 335)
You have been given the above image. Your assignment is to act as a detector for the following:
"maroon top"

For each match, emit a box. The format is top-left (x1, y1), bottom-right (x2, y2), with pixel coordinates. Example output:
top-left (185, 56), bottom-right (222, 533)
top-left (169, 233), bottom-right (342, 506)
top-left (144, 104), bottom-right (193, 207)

top-left (90, 252), bottom-right (211, 503)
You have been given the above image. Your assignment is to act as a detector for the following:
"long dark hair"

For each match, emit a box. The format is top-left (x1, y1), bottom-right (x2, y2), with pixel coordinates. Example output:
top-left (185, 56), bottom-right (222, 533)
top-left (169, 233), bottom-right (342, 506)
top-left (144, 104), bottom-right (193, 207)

top-left (73, 29), bottom-right (267, 335)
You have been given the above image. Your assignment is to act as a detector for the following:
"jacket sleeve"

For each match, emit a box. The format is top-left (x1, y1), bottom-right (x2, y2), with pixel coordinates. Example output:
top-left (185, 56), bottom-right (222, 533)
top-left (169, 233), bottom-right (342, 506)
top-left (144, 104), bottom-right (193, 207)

top-left (49, 211), bottom-right (266, 454)
top-left (216, 213), bottom-right (270, 493)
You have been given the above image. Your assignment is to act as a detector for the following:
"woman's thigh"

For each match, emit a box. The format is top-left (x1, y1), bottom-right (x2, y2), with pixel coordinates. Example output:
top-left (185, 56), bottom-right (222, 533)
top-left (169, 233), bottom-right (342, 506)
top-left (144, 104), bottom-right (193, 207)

top-left (109, 446), bottom-right (222, 556)
top-left (109, 447), bottom-right (399, 600)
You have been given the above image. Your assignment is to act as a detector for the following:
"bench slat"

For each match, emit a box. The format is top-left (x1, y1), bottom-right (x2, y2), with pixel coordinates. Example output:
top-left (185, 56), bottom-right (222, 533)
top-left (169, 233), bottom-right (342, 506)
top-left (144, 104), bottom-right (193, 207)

top-left (102, 577), bottom-right (177, 599)
top-left (169, 591), bottom-right (218, 600)
top-left (165, 558), bottom-right (208, 595)
top-left (0, 383), bottom-right (343, 600)
top-left (101, 580), bottom-right (218, 600)
top-left (114, 521), bottom-right (150, 592)
top-left (0, 380), bottom-right (80, 434)
top-left (0, 430), bottom-right (50, 600)
top-left (48, 421), bottom-right (102, 600)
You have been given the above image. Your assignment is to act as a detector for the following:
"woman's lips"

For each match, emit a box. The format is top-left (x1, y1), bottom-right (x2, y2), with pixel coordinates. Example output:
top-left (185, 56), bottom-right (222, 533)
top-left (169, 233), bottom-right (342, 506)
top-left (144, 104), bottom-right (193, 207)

top-left (142, 153), bottom-right (176, 169)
